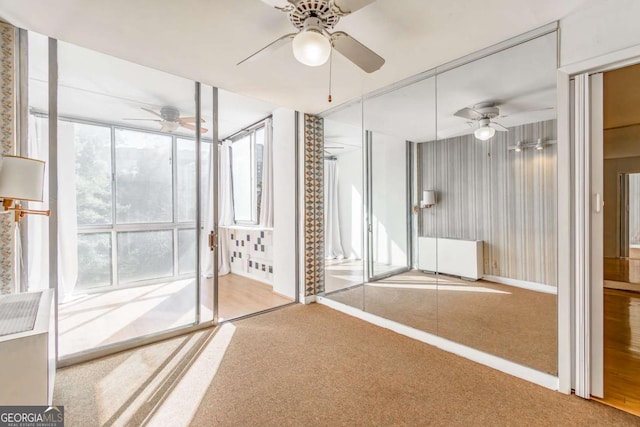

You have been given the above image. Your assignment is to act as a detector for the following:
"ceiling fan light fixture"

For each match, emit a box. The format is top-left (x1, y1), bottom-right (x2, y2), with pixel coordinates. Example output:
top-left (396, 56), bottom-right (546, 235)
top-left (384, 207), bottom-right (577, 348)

top-left (162, 121), bottom-right (180, 132)
top-left (474, 124), bottom-right (495, 141)
top-left (292, 17), bottom-right (331, 67)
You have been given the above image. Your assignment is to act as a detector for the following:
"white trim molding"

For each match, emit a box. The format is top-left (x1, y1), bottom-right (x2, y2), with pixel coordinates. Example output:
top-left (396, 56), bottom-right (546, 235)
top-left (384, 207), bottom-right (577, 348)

top-left (317, 296), bottom-right (559, 391)
top-left (482, 275), bottom-right (557, 295)
top-left (573, 72), bottom-right (591, 399)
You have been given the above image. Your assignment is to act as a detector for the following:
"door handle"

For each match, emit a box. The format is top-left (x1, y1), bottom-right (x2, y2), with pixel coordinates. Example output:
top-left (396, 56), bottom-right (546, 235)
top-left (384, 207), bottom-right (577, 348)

top-left (208, 231), bottom-right (217, 251)
top-left (595, 193), bottom-right (603, 213)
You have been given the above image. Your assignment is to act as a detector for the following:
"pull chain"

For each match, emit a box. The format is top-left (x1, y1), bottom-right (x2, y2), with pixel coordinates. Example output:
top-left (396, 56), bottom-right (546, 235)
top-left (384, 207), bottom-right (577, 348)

top-left (328, 47), bottom-right (333, 103)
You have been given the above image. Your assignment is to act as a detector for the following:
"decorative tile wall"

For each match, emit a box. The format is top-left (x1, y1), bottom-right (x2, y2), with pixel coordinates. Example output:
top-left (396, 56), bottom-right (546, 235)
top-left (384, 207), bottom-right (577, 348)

top-left (0, 22), bottom-right (15, 294)
top-left (304, 114), bottom-right (324, 296)
top-left (227, 227), bottom-right (274, 284)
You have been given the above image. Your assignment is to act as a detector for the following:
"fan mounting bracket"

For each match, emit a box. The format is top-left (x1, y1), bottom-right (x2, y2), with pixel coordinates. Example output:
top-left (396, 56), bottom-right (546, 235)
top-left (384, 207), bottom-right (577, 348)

top-left (288, 0), bottom-right (341, 30)
top-left (472, 103), bottom-right (500, 119)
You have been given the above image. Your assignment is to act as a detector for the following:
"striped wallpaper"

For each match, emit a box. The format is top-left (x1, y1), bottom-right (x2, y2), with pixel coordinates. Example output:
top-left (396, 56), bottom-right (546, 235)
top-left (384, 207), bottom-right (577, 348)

top-left (418, 119), bottom-right (557, 286)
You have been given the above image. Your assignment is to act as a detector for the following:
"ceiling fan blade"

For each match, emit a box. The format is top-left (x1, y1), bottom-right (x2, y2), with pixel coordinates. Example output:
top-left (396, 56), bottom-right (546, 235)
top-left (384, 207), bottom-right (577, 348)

top-left (454, 107), bottom-right (484, 121)
top-left (123, 118), bottom-right (162, 122)
top-left (330, 31), bottom-right (384, 73)
top-left (332, 0), bottom-right (376, 14)
top-left (181, 122), bottom-right (209, 134)
top-left (178, 117), bottom-right (205, 124)
top-left (237, 33), bottom-right (296, 66)
top-left (499, 107), bottom-right (554, 119)
top-left (491, 122), bottom-right (509, 132)
top-left (324, 146), bottom-right (344, 149)
top-left (141, 107), bottom-right (163, 118)
top-left (259, 0), bottom-right (289, 7)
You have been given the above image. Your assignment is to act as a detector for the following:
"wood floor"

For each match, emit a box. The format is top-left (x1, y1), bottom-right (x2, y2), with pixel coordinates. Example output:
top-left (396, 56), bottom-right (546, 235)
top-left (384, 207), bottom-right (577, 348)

top-left (602, 288), bottom-right (640, 416)
top-left (218, 274), bottom-right (292, 321)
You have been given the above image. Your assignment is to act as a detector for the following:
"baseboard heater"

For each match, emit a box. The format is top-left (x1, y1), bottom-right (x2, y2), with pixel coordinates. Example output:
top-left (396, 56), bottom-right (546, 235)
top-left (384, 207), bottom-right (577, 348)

top-left (0, 289), bottom-right (55, 405)
top-left (417, 237), bottom-right (483, 281)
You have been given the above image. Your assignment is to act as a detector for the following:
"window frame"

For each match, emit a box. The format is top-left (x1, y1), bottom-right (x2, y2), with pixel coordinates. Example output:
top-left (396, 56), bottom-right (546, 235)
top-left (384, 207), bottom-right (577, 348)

top-left (230, 121), bottom-right (267, 226)
top-left (45, 113), bottom-right (212, 292)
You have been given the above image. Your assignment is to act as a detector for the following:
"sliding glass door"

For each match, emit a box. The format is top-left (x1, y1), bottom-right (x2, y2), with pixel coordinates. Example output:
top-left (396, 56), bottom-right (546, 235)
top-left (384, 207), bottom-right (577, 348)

top-left (23, 32), bottom-right (299, 364)
top-left (23, 36), bottom-right (218, 359)
top-left (364, 130), bottom-right (411, 280)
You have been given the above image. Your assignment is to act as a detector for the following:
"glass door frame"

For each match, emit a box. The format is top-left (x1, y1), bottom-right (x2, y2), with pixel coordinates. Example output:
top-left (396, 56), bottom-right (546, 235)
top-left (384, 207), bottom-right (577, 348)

top-left (40, 37), bottom-right (219, 367)
top-left (363, 130), bottom-right (413, 282)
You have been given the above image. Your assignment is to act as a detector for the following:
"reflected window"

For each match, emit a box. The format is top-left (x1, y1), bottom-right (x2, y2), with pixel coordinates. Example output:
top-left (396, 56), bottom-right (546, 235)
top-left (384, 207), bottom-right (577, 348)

top-left (231, 124), bottom-right (266, 224)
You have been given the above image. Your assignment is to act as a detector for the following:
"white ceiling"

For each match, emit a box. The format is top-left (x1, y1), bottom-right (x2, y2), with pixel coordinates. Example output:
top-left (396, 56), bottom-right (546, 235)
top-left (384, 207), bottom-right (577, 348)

top-left (324, 32), bottom-right (558, 145)
top-left (0, 0), bottom-right (594, 114)
top-left (27, 33), bottom-right (278, 139)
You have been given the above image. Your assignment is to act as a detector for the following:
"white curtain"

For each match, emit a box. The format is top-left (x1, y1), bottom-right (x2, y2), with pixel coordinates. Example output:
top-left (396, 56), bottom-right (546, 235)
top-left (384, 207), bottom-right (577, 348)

top-left (324, 159), bottom-right (344, 259)
top-left (259, 119), bottom-right (274, 228)
top-left (26, 115), bottom-right (78, 301)
top-left (26, 116), bottom-right (49, 291)
top-left (217, 140), bottom-right (235, 275)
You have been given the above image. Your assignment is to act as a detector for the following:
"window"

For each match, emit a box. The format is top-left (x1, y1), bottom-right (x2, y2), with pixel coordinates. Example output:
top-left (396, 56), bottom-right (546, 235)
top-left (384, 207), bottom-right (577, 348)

top-left (231, 123), bottom-right (266, 224)
top-left (63, 116), bottom-right (204, 290)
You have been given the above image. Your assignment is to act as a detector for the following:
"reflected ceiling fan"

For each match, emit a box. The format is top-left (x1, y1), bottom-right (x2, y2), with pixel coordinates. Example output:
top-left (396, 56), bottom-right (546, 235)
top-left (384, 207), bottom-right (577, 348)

top-left (324, 145), bottom-right (344, 154)
top-left (124, 106), bottom-right (208, 134)
top-left (454, 103), bottom-right (508, 141)
top-left (239, 0), bottom-right (385, 74)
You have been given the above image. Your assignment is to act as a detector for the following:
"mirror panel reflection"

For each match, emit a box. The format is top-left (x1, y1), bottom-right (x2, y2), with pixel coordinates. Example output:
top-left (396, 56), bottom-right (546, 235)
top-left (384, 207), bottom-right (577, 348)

top-left (323, 100), bottom-right (364, 310)
top-left (322, 31), bottom-right (558, 375)
top-left (433, 32), bottom-right (557, 374)
top-left (361, 77), bottom-right (438, 334)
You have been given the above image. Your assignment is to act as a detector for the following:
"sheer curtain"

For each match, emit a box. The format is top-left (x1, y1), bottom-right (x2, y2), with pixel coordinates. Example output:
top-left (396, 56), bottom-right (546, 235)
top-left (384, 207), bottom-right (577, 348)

top-left (27, 115), bottom-right (78, 300)
top-left (217, 140), bottom-right (235, 275)
top-left (259, 119), bottom-right (273, 228)
top-left (324, 159), bottom-right (344, 259)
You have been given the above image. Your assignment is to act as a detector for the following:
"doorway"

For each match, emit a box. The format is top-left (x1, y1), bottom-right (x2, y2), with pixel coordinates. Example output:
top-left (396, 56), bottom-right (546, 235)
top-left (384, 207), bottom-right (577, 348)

top-left (590, 62), bottom-right (640, 415)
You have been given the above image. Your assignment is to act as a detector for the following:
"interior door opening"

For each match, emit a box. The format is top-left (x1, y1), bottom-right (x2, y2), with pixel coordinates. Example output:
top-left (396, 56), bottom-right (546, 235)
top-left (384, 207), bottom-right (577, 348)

top-left (597, 62), bottom-right (640, 416)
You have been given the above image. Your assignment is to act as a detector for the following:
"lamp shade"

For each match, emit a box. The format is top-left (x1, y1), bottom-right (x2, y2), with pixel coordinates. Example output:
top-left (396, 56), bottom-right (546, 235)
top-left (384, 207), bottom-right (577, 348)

top-left (0, 155), bottom-right (45, 202)
top-left (292, 29), bottom-right (331, 67)
top-left (474, 125), bottom-right (495, 141)
top-left (422, 190), bottom-right (436, 206)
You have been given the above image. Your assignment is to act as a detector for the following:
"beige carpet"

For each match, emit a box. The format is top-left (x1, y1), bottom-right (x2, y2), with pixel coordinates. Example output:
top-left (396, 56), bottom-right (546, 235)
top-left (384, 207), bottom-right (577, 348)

top-left (53, 304), bottom-right (637, 426)
top-left (328, 270), bottom-right (557, 375)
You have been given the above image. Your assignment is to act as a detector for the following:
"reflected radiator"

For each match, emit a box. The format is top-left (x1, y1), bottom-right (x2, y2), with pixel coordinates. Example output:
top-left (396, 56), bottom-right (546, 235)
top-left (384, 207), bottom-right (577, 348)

top-left (418, 237), bottom-right (483, 281)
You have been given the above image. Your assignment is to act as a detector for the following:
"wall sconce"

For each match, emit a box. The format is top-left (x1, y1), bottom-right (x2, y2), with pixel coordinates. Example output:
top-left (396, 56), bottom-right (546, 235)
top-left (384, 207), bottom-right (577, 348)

top-left (508, 138), bottom-right (556, 152)
top-left (0, 155), bottom-right (50, 222)
top-left (414, 190), bottom-right (437, 213)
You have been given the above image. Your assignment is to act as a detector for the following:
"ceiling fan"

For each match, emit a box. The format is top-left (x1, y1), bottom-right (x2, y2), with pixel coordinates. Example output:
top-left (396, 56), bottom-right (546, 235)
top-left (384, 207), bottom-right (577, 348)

top-left (238, 0), bottom-right (385, 73)
top-left (454, 103), bottom-right (508, 141)
top-left (124, 106), bottom-right (208, 134)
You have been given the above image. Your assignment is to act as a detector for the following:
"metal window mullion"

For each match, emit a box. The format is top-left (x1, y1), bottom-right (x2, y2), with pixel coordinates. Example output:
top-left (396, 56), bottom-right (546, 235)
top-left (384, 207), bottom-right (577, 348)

top-left (111, 125), bottom-right (118, 287)
top-left (172, 134), bottom-right (178, 279)
top-left (212, 87), bottom-right (219, 324)
top-left (254, 131), bottom-right (259, 223)
top-left (195, 81), bottom-right (202, 324)
top-left (48, 37), bottom-right (59, 364)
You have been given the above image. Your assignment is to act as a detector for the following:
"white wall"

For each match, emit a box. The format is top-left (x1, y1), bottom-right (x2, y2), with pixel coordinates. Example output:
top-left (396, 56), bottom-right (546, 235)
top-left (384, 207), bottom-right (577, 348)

top-left (371, 132), bottom-right (407, 268)
top-left (561, 0), bottom-right (640, 67)
top-left (336, 148), bottom-right (363, 259)
top-left (272, 108), bottom-right (296, 299)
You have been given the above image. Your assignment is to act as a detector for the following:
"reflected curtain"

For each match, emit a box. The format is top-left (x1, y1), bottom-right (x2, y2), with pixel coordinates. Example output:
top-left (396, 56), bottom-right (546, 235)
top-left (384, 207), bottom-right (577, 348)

top-left (26, 115), bottom-right (78, 301)
top-left (259, 118), bottom-right (273, 228)
top-left (217, 140), bottom-right (235, 275)
top-left (324, 159), bottom-right (344, 259)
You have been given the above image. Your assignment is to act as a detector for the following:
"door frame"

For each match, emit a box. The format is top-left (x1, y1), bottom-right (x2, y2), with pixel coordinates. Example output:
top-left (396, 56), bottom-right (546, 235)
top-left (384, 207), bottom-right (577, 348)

top-left (558, 44), bottom-right (640, 397)
top-left (363, 131), bottom-right (412, 282)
